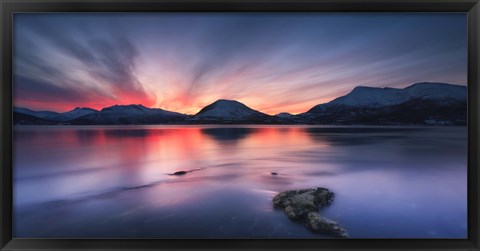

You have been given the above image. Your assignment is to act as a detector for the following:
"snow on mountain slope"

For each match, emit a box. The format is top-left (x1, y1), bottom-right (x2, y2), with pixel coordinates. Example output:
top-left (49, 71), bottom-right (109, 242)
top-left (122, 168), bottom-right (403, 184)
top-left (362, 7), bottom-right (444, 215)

top-left (192, 99), bottom-right (268, 120)
top-left (13, 107), bottom-right (60, 120)
top-left (312, 82), bottom-right (466, 110)
top-left (71, 105), bottom-right (187, 124)
top-left (14, 107), bottom-right (98, 121)
top-left (101, 104), bottom-right (153, 114)
top-left (100, 104), bottom-right (182, 117)
top-left (301, 82), bottom-right (467, 125)
top-left (13, 82), bottom-right (467, 126)
top-left (100, 105), bottom-right (185, 117)
top-left (14, 105), bottom-right (185, 124)
top-left (58, 107), bottom-right (98, 121)
top-left (276, 112), bottom-right (294, 118)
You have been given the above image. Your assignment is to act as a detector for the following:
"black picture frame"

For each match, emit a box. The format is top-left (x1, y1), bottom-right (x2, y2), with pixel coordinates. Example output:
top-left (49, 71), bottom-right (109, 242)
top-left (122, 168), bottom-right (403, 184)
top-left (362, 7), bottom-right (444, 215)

top-left (1, 0), bottom-right (479, 250)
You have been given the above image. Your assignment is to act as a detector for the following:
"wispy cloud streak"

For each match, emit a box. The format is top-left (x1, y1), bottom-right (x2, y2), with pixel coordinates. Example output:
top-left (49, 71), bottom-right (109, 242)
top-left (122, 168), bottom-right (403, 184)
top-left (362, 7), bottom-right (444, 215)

top-left (14, 13), bottom-right (467, 114)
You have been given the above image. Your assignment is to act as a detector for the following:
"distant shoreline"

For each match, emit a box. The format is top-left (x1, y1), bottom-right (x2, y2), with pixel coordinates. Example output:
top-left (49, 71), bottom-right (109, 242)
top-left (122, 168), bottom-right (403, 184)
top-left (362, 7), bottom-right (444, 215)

top-left (13, 83), bottom-right (467, 126)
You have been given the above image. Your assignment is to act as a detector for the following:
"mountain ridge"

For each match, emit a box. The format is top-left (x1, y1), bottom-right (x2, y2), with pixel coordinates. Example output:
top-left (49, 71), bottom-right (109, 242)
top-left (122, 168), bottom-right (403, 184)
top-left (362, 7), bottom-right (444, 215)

top-left (302, 82), bottom-right (466, 125)
top-left (310, 82), bottom-right (466, 110)
top-left (14, 82), bottom-right (467, 125)
top-left (189, 99), bottom-right (273, 124)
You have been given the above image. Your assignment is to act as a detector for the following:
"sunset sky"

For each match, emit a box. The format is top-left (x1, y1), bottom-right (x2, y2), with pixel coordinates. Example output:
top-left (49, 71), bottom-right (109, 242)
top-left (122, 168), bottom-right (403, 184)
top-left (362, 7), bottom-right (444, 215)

top-left (13, 13), bottom-right (467, 115)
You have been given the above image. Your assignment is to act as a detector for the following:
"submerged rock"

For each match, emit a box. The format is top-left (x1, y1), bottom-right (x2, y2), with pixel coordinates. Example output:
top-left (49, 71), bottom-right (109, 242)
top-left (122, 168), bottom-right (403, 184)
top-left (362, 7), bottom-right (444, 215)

top-left (168, 168), bottom-right (204, 176)
top-left (273, 188), bottom-right (348, 238)
top-left (169, 171), bottom-right (188, 176)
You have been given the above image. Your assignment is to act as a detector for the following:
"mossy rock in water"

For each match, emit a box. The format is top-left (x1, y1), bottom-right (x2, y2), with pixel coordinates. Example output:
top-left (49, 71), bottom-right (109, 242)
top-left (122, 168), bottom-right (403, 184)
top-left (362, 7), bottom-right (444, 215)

top-left (273, 188), bottom-right (348, 238)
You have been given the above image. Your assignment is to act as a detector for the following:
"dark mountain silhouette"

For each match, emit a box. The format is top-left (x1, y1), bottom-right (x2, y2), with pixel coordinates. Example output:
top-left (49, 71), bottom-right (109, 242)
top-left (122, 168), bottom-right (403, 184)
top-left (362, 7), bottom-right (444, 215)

top-left (188, 99), bottom-right (275, 124)
top-left (298, 82), bottom-right (467, 125)
top-left (13, 82), bottom-right (467, 126)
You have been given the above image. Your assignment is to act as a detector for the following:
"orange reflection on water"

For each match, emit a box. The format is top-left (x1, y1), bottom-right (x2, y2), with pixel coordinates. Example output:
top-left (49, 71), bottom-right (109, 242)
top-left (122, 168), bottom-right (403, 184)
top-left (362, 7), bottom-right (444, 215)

top-left (238, 126), bottom-right (330, 149)
top-left (87, 128), bottom-right (218, 177)
top-left (14, 126), bottom-right (468, 238)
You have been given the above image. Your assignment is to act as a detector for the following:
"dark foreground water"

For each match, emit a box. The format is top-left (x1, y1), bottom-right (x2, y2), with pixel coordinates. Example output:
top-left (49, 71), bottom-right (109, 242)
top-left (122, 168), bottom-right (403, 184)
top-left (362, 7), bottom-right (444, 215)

top-left (13, 125), bottom-right (467, 238)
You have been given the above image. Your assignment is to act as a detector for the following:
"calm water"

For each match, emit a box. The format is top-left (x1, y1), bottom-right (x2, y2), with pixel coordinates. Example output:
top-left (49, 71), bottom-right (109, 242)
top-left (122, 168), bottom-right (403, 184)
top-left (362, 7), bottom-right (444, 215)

top-left (13, 125), bottom-right (467, 238)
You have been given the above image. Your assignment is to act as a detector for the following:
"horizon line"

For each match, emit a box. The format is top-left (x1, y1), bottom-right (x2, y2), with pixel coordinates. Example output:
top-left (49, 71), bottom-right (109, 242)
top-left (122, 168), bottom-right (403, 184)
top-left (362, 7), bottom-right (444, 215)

top-left (14, 81), bottom-right (467, 115)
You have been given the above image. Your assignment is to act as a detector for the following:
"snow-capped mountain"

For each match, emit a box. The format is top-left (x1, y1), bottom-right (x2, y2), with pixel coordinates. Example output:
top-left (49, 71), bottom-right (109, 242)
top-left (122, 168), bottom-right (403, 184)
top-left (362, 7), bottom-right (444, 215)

top-left (13, 82), bottom-right (468, 126)
top-left (302, 82), bottom-right (467, 125)
top-left (190, 99), bottom-right (273, 123)
top-left (70, 105), bottom-right (187, 125)
top-left (312, 82), bottom-right (466, 110)
top-left (14, 105), bottom-right (186, 125)
top-left (57, 107), bottom-right (98, 121)
top-left (13, 107), bottom-right (98, 122)
top-left (100, 104), bottom-right (154, 113)
top-left (13, 107), bottom-right (60, 121)
top-left (276, 112), bottom-right (294, 118)
top-left (13, 111), bottom-right (56, 125)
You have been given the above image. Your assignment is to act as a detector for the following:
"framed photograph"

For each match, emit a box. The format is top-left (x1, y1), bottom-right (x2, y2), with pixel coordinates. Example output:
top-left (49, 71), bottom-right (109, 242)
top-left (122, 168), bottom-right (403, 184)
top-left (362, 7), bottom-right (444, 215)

top-left (1, 0), bottom-right (479, 250)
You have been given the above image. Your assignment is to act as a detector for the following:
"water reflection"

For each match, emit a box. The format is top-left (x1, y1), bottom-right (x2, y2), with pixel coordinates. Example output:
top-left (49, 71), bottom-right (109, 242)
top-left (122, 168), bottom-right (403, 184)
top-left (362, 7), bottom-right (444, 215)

top-left (13, 125), bottom-right (467, 238)
top-left (305, 127), bottom-right (426, 146)
top-left (103, 129), bottom-right (151, 138)
top-left (201, 127), bottom-right (257, 142)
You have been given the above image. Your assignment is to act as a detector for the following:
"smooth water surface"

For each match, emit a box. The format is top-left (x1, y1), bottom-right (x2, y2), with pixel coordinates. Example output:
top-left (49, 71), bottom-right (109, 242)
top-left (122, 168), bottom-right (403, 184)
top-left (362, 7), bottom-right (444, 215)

top-left (13, 125), bottom-right (467, 238)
